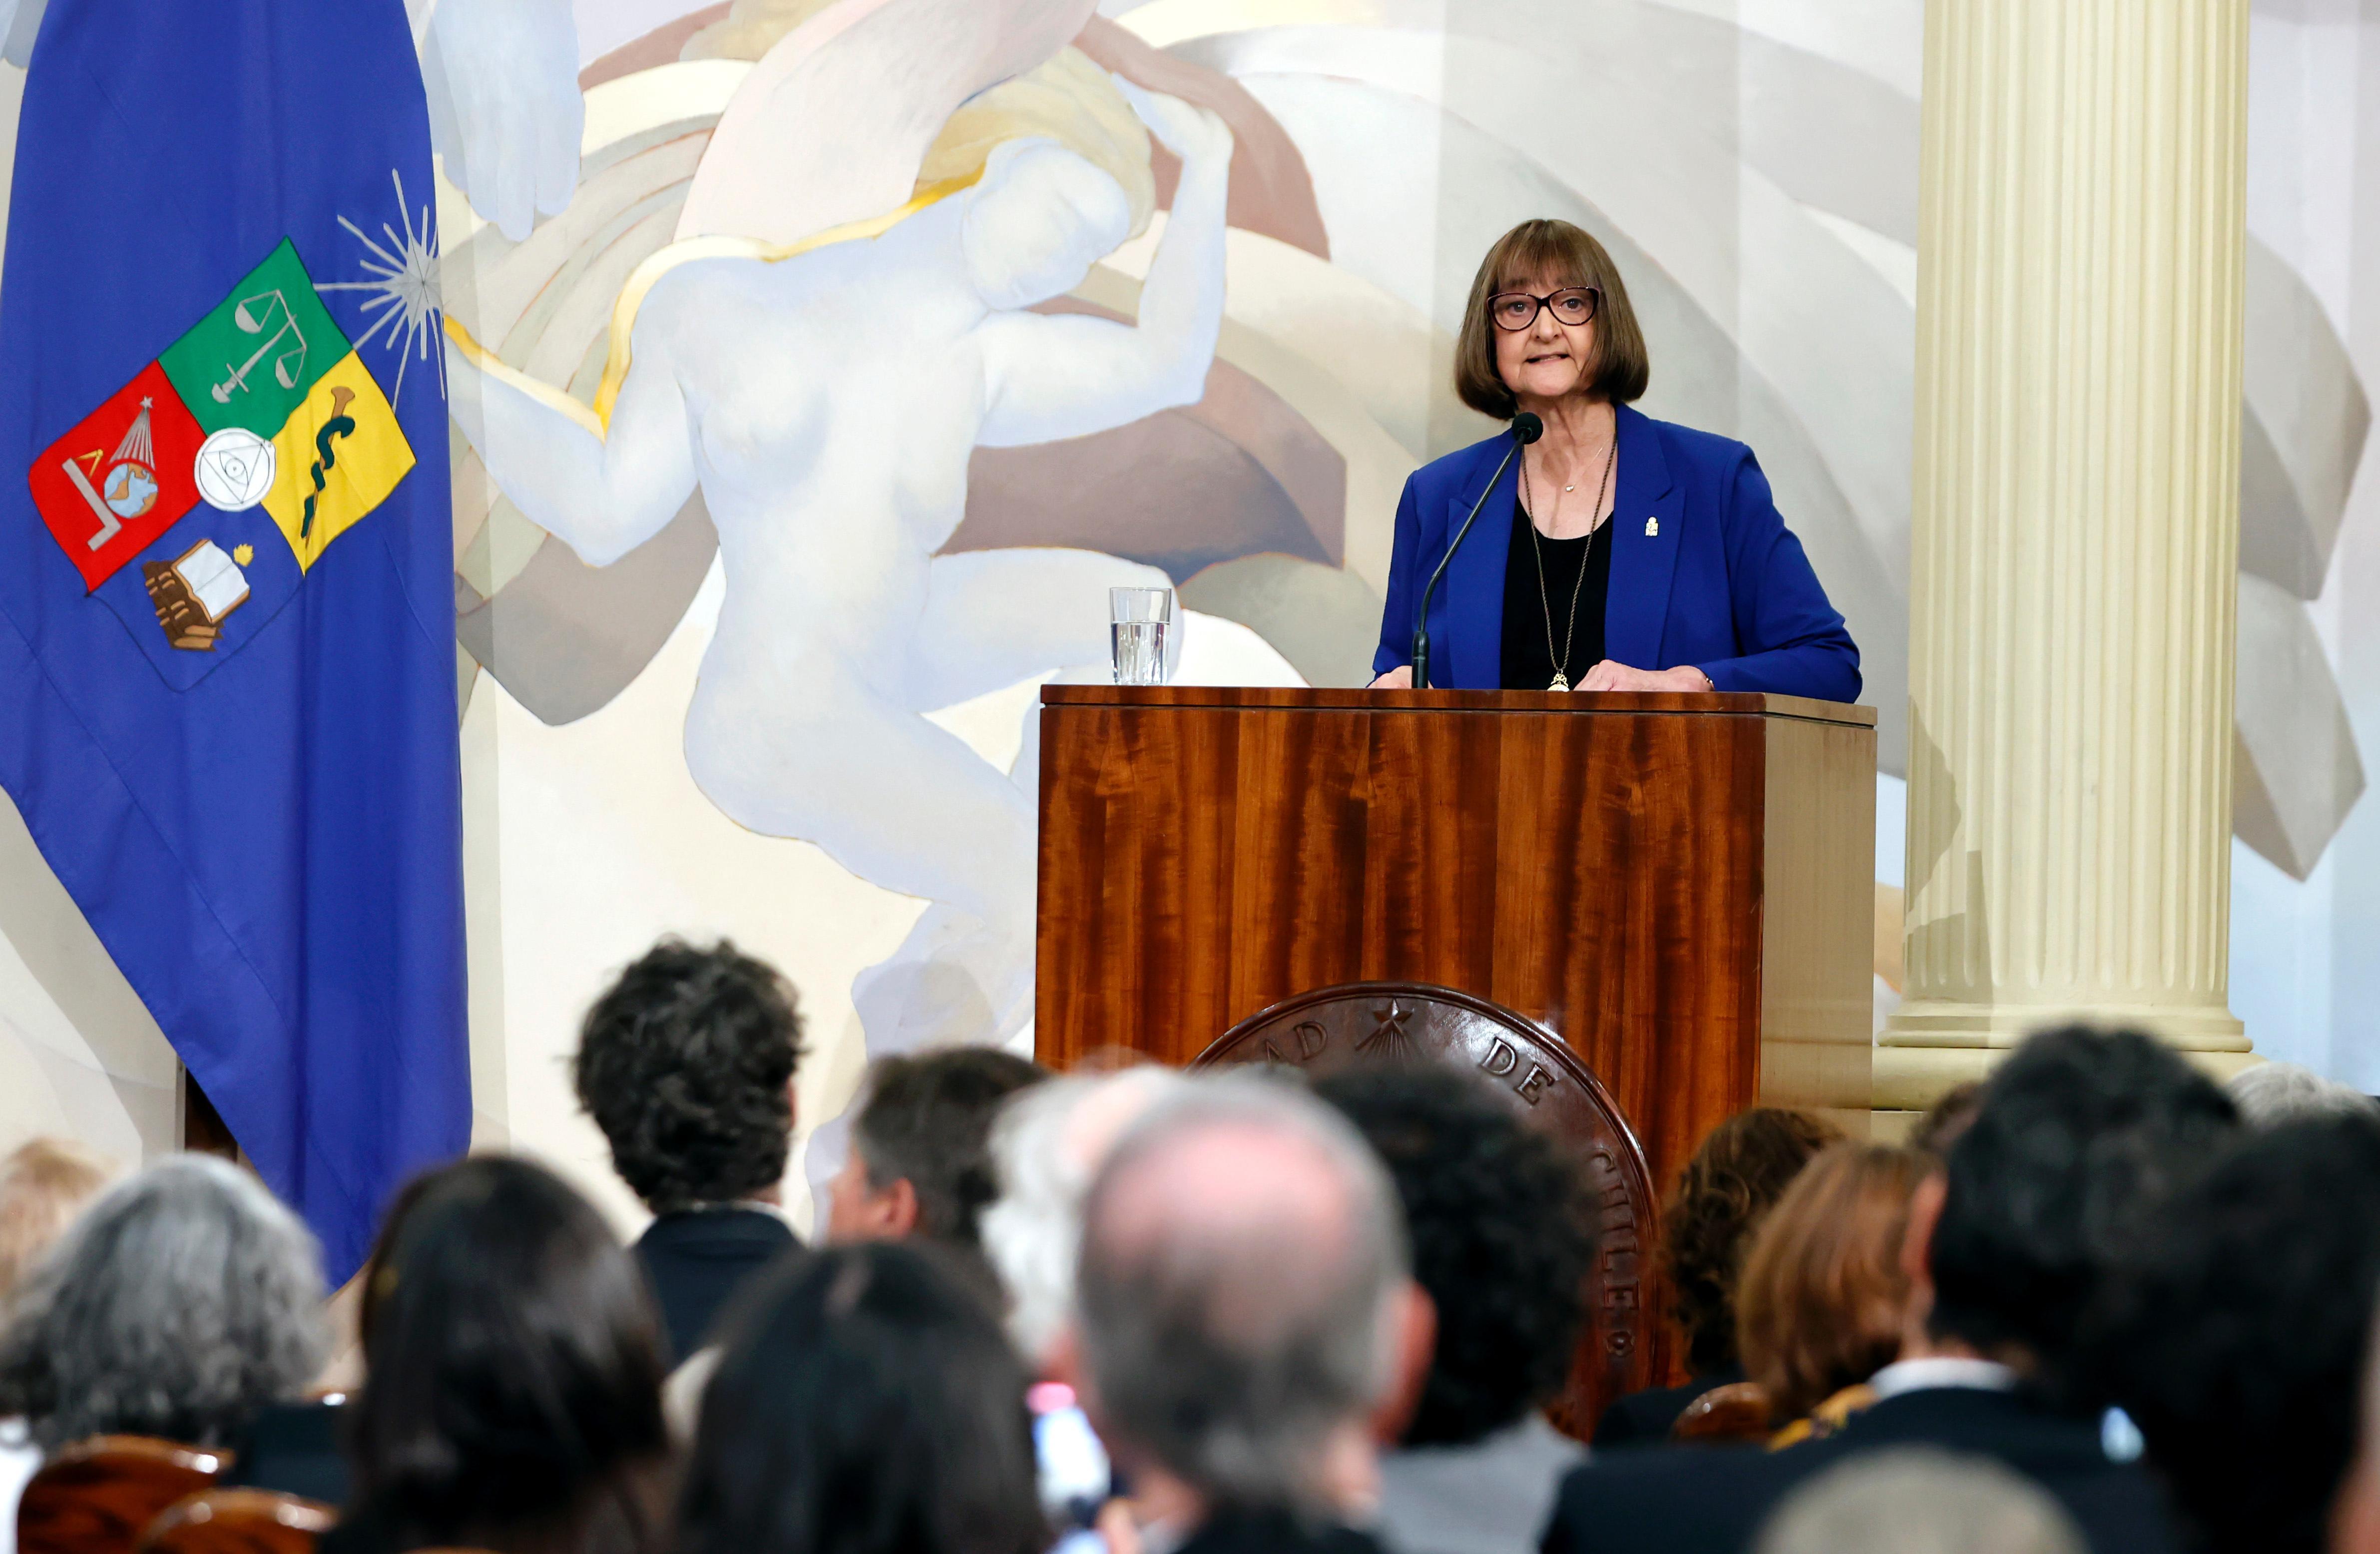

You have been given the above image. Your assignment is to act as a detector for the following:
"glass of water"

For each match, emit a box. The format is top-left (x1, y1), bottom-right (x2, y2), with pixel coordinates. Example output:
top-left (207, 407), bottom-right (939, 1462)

top-left (1109, 586), bottom-right (1173, 686)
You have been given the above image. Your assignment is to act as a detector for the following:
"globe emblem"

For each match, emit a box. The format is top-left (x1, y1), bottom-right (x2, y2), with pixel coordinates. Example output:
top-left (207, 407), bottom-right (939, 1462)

top-left (194, 427), bottom-right (277, 512)
top-left (101, 460), bottom-right (158, 521)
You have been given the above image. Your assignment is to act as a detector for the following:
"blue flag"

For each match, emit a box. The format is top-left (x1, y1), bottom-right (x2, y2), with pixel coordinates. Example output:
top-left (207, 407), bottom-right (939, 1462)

top-left (0, 0), bottom-right (468, 1279)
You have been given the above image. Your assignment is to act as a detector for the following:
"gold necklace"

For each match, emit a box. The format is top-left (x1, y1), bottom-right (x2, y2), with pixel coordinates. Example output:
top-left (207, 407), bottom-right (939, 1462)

top-left (1522, 430), bottom-right (1617, 691)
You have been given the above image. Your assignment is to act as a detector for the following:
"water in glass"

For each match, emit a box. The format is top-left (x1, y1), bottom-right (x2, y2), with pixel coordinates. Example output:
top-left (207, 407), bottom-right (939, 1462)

top-left (1109, 586), bottom-right (1174, 686)
top-left (1110, 619), bottom-right (1168, 686)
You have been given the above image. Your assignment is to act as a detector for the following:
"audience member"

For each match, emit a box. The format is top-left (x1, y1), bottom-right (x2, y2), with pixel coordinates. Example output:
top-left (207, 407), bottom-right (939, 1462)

top-left (2087, 1113), bottom-right (2380, 1554)
top-left (1753, 1449), bottom-right (2084, 1554)
top-left (0, 1137), bottom-right (113, 1301)
top-left (2225, 1060), bottom-right (2380, 1128)
top-left (677, 1241), bottom-right (1046, 1554)
top-left (980, 1065), bottom-right (1190, 1369)
top-left (1595, 1108), bottom-right (1841, 1446)
top-left (0, 1152), bottom-right (326, 1549)
top-left (575, 938), bottom-right (807, 1364)
top-left (1736, 1144), bottom-right (1925, 1441)
top-left (827, 1045), bottom-right (1050, 1247)
top-left (0, 1153), bottom-right (327, 1450)
top-left (1072, 1075), bottom-right (1431, 1554)
top-left (2333, 1298), bottom-right (2380, 1554)
top-left (1312, 1066), bottom-right (1592, 1554)
top-left (1909, 1081), bottom-right (1984, 1157)
top-left (326, 1156), bottom-right (670, 1554)
top-left (980, 1066), bottom-right (1191, 1533)
top-left (1544, 1026), bottom-right (2239, 1554)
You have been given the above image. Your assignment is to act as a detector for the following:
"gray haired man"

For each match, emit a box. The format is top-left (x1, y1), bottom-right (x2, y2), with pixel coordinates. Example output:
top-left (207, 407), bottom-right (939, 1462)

top-left (1068, 1075), bottom-right (1435, 1554)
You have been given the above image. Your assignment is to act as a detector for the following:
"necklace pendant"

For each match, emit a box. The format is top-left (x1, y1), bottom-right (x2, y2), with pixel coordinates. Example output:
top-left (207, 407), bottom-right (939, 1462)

top-left (1549, 672), bottom-right (1570, 692)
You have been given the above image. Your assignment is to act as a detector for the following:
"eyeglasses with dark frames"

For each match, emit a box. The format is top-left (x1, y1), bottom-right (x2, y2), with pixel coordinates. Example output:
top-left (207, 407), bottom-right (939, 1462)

top-left (1488, 287), bottom-right (1601, 332)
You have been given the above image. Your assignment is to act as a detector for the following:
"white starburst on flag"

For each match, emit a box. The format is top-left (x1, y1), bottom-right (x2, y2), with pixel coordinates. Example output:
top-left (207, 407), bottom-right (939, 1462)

top-left (317, 168), bottom-right (444, 406)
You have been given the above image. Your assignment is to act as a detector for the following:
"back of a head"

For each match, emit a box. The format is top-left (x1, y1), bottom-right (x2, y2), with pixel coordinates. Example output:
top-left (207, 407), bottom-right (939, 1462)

top-left (1930, 1026), bottom-right (2239, 1384)
top-left (0, 1154), bottom-right (327, 1450)
top-left (352, 1156), bottom-right (668, 1553)
top-left (2089, 1112), bottom-right (2380, 1554)
top-left (0, 1136), bottom-right (115, 1300)
top-left (979, 1066), bottom-right (1190, 1365)
top-left (678, 1241), bottom-right (1045, 1554)
top-left (1076, 1074), bottom-right (1410, 1515)
top-left (1311, 1065), bottom-right (1590, 1446)
top-left (1754, 1449), bottom-right (2084, 1554)
top-left (1736, 1143), bottom-right (1925, 1421)
top-left (2225, 1060), bottom-right (2379, 1129)
top-left (1661, 1108), bottom-right (1844, 1375)
top-left (854, 1046), bottom-right (1051, 1246)
top-left (574, 938), bottom-right (806, 1213)
top-left (1910, 1082), bottom-right (1985, 1158)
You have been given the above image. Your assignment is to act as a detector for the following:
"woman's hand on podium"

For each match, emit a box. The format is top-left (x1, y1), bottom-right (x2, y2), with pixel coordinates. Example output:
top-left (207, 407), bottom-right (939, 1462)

top-left (1369, 665), bottom-right (1415, 689)
top-left (1579, 661), bottom-right (1716, 692)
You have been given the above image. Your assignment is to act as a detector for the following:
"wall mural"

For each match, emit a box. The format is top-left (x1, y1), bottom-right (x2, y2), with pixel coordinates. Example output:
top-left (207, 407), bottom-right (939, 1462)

top-left (0, 0), bottom-right (2373, 1227)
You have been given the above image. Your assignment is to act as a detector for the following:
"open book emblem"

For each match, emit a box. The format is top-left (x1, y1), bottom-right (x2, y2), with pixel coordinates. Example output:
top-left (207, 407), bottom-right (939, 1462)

top-left (140, 538), bottom-right (250, 651)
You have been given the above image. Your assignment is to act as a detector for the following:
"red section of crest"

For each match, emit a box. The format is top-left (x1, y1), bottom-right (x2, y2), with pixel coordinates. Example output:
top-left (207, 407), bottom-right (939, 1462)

top-left (28, 362), bottom-right (207, 591)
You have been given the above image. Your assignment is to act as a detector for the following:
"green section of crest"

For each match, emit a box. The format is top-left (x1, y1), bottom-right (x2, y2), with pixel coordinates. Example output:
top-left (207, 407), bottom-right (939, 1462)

top-left (158, 240), bottom-right (351, 438)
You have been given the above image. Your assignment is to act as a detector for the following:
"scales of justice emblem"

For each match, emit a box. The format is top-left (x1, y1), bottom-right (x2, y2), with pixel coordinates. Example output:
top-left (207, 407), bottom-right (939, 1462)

top-left (26, 186), bottom-right (428, 678)
top-left (55, 288), bottom-right (302, 552)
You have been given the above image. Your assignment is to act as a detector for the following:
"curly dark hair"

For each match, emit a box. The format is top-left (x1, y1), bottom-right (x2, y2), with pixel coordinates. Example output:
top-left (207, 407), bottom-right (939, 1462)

top-left (1313, 1065), bottom-right (1593, 1446)
top-left (573, 939), bottom-right (805, 1213)
top-left (1931, 1026), bottom-right (2238, 1383)
top-left (2084, 1112), bottom-right (2380, 1554)
top-left (1658, 1108), bottom-right (1843, 1376)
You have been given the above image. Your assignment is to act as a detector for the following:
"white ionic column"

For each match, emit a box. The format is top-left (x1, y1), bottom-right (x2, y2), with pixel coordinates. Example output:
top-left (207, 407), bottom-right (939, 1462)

top-left (1879, 0), bottom-right (2256, 1105)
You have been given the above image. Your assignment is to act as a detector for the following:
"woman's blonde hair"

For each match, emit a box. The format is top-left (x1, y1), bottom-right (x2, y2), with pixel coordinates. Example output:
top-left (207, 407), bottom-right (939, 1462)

top-left (0, 1137), bottom-right (114, 1300)
top-left (1736, 1143), bottom-right (1928, 1422)
top-left (1454, 218), bottom-right (1649, 419)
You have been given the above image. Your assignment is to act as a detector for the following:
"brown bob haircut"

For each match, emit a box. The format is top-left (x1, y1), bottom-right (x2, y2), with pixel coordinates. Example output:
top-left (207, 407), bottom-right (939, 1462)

top-left (1454, 218), bottom-right (1650, 420)
top-left (1735, 1142), bottom-right (1928, 1422)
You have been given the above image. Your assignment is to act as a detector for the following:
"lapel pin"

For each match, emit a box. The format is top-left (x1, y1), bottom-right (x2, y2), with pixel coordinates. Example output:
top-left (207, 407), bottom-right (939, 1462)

top-left (1644, 516), bottom-right (1660, 537)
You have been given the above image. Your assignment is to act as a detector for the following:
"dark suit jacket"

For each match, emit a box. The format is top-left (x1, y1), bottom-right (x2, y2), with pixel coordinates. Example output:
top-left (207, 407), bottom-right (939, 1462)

top-left (1371, 406), bottom-right (1861, 700)
top-left (1178, 1511), bottom-right (1387, 1554)
top-left (634, 1205), bottom-right (798, 1364)
top-left (222, 1399), bottom-right (348, 1507)
top-left (1541, 1387), bottom-right (2180, 1554)
top-left (1591, 1369), bottom-right (1744, 1451)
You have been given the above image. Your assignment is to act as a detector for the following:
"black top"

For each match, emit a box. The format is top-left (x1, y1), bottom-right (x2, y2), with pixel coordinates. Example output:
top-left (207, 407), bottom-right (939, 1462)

top-left (634, 1205), bottom-right (800, 1364)
top-left (1175, 1510), bottom-right (1386, 1554)
top-left (1543, 1385), bottom-right (2183, 1554)
top-left (222, 1398), bottom-right (349, 1507)
top-left (1499, 500), bottom-right (1612, 690)
top-left (1590, 1368), bottom-right (1744, 1451)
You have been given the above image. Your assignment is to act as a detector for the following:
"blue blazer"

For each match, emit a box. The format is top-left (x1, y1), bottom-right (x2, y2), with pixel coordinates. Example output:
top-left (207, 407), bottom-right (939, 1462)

top-left (1372, 405), bottom-right (1861, 701)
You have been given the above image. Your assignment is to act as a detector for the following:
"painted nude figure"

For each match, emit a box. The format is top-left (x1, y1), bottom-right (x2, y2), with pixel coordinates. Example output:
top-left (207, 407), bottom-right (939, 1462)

top-left (444, 77), bottom-right (1232, 1099)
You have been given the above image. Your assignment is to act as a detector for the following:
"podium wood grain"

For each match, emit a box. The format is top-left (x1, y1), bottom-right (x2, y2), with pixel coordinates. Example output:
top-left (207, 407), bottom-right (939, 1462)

top-left (1034, 687), bottom-right (1876, 1195)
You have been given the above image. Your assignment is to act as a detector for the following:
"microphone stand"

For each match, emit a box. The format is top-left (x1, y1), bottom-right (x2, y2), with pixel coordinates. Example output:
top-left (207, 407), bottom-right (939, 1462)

top-left (1411, 414), bottom-right (1542, 690)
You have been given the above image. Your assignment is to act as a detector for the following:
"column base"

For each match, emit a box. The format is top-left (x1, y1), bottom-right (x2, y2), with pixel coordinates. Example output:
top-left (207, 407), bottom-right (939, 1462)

top-left (1882, 998), bottom-right (2248, 1050)
top-left (1876, 999), bottom-right (2258, 1111)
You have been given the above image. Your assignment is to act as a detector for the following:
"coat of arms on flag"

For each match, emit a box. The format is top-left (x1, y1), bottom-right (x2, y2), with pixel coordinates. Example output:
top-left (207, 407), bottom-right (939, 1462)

top-left (27, 238), bottom-right (414, 687)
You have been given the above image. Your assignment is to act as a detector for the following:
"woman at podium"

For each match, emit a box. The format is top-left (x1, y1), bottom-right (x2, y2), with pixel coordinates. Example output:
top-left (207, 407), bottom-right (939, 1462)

top-left (1368, 219), bottom-right (1861, 699)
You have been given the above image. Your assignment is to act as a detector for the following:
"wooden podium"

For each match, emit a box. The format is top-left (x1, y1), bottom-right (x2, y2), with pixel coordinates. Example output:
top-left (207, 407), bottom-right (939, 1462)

top-left (1034, 686), bottom-right (1877, 1195)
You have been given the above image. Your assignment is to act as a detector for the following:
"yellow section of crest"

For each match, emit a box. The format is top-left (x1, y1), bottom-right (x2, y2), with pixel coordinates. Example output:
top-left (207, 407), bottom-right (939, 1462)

top-left (442, 172), bottom-right (979, 442)
top-left (261, 352), bottom-right (416, 572)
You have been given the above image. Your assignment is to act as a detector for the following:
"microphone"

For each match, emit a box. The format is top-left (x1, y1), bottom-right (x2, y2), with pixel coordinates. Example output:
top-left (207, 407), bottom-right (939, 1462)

top-left (1411, 412), bottom-right (1543, 690)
